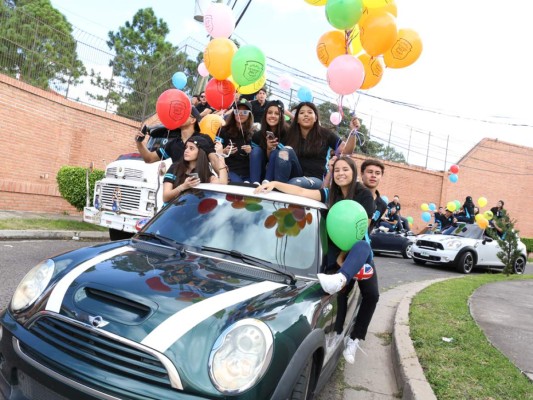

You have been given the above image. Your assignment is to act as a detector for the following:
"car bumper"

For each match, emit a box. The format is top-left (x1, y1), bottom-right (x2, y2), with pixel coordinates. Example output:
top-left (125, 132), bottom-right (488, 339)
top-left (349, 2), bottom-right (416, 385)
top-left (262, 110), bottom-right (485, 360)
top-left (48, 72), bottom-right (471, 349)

top-left (411, 247), bottom-right (458, 264)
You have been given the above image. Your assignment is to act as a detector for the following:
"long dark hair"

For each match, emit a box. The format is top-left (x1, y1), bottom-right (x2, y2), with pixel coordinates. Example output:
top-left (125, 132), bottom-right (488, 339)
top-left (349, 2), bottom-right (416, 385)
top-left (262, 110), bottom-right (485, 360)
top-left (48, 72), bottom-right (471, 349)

top-left (223, 105), bottom-right (254, 141)
top-left (285, 102), bottom-right (330, 157)
top-left (328, 157), bottom-right (363, 208)
top-left (170, 145), bottom-right (211, 187)
top-left (258, 100), bottom-right (289, 150)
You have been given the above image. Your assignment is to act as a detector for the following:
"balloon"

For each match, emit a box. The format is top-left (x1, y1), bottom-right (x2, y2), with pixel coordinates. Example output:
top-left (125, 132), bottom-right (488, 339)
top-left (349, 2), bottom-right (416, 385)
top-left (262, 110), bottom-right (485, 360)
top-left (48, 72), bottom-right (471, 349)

top-left (231, 45), bottom-right (266, 87)
top-left (360, 11), bottom-right (398, 56)
top-left (237, 74), bottom-right (266, 95)
top-left (359, 1), bottom-right (397, 27)
top-left (421, 212), bottom-right (431, 223)
top-left (171, 71), bottom-right (187, 90)
top-left (407, 216), bottom-right (414, 225)
top-left (446, 201), bottom-right (456, 212)
top-left (364, 0), bottom-right (395, 7)
top-left (278, 74), bottom-right (293, 90)
top-left (197, 62), bottom-right (209, 77)
top-left (484, 210), bottom-right (494, 220)
top-left (421, 203), bottom-right (429, 211)
top-left (381, 195), bottom-right (389, 204)
top-left (305, 0), bottom-right (327, 5)
top-left (326, 200), bottom-right (368, 251)
top-left (317, 30), bottom-right (347, 67)
top-left (476, 215), bottom-right (489, 230)
top-left (449, 164), bottom-right (459, 174)
top-left (449, 173), bottom-right (458, 183)
top-left (204, 78), bottom-right (235, 110)
top-left (326, 0), bottom-right (364, 30)
top-left (199, 114), bottom-right (224, 140)
top-left (454, 200), bottom-right (461, 210)
top-left (203, 3), bottom-right (235, 39)
top-left (429, 203), bottom-right (436, 211)
top-left (383, 28), bottom-right (423, 69)
top-left (358, 53), bottom-right (384, 90)
top-left (204, 38), bottom-right (237, 80)
top-left (478, 197), bottom-right (488, 207)
top-left (330, 112), bottom-right (342, 125)
top-left (348, 25), bottom-right (363, 55)
top-left (297, 86), bottom-right (313, 102)
top-left (327, 54), bottom-right (365, 95)
top-left (156, 89), bottom-right (191, 130)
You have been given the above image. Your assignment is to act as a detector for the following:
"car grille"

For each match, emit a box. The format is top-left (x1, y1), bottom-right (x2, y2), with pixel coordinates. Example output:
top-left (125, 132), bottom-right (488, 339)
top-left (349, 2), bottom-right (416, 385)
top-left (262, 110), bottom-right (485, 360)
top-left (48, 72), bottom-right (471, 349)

top-left (27, 316), bottom-right (171, 387)
top-left (416, 240), bottom-right (444, 250)
top-left (106, 167), bottom-right (144, 181)
top-left (101, 183), bottom-right (142, 212)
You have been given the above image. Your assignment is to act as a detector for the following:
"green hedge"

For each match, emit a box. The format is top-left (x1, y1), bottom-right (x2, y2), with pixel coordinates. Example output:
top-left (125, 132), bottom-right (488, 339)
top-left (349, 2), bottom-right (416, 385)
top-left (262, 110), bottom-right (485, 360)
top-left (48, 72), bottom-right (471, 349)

top-left (57, 166), bottom-right (105, 211)
top-left (522, 237), bottom-right (533, 255)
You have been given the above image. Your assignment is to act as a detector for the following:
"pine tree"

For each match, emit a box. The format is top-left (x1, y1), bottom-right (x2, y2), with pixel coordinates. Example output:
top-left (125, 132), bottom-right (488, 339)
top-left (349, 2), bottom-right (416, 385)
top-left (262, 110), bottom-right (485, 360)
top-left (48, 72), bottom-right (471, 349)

top-left (490, 211), bottom-right (524, 275)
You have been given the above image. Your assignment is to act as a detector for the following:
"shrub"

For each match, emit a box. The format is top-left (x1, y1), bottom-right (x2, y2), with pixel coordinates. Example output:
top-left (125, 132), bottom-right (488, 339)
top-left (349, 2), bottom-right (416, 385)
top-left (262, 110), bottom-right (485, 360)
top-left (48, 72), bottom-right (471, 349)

top-left (522, 237), bottom-right (533, 255)
top-left (57, 166), bottom-right (105, 211)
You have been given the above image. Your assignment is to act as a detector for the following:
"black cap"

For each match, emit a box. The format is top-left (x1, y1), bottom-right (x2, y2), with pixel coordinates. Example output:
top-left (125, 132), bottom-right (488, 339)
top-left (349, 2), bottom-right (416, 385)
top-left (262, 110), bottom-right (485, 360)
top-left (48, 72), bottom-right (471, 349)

top-left (236, 99), bottom-right (253, 112)
top-left (266, 99), bottom-right (284, 113)
top-left (186, 135), bottom-right (212, 154)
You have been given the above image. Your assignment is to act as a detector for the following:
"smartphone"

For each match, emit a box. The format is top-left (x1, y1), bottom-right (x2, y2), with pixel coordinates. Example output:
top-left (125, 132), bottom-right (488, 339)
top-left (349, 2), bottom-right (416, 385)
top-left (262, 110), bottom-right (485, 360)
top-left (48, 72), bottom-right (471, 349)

top-left (266, 131), bottom-right (275, 140)
top-left (187, 173), bottom-right (199, 180)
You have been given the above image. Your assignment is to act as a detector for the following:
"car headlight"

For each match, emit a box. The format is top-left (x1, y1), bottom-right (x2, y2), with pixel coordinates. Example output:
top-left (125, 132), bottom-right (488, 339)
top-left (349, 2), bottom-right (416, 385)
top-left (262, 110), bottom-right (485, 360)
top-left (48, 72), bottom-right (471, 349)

top-left (209, 319), bottom-right (273, 394)
top-left (446, 240), bottom-right (463, 249)
top-left (11, 259), bottom-right (55, 311)
top-left (148, 190), bottom-right (156, 201)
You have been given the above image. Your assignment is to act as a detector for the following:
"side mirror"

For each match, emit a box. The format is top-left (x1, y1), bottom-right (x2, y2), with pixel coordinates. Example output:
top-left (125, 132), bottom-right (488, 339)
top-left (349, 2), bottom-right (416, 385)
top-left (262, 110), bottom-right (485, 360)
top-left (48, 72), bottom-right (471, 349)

top-left (482, 237), bottom-right (493, 245)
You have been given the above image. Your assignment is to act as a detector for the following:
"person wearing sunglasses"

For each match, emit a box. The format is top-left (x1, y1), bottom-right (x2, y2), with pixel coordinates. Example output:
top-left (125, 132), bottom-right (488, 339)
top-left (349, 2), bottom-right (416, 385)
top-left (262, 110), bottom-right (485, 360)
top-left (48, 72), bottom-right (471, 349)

top-left (195, 92), bottom-right (215, 118)
top-left (217, 99), bottom-right (255, 183)
top-left (249, 100), bottom-right (289, 185)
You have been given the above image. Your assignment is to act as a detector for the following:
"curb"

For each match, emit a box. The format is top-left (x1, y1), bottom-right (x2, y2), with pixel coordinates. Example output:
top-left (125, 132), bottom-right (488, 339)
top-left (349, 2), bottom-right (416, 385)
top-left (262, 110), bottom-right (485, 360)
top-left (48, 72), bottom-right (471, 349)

top-left (0, 230), bottom-right (109, 241)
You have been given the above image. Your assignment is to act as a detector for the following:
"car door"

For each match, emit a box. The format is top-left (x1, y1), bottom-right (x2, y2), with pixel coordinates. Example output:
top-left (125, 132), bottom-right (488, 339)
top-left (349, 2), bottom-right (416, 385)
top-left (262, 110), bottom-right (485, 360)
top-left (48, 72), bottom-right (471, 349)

top-left (476, 237), bottom-right (501, 266)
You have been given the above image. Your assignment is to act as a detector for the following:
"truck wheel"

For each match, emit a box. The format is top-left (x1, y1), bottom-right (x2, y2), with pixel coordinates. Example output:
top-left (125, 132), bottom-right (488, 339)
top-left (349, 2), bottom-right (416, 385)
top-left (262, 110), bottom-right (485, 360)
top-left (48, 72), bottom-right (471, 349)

top-left (513, 256), bottom-right (526, 274)
top-left (455, 251), bottom-right (474, 274)
top-left (290, 356), bottom-right (317, 400)
top-left (109, 228), bottom-right (134, 241)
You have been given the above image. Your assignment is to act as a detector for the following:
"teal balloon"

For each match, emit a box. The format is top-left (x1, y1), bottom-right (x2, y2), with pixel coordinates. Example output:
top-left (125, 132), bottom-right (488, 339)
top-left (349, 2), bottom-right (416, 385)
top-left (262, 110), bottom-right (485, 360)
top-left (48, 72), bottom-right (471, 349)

top-left (172, 71), bottom-right (187, 90)
top-left (231, 45), bottom-right (266, 87)
top-left (325, 0), bottom-right (364, 30)
top-left (381, 195), bottom-right (389, 204)
top-left (326, 200), bottom-right (368, 251)
top-left (297, 86), bottom-right (313, 102)
top-left (449, 173), bottom-right (458, 183)
top-left (429, 202), bottom-right (436, 211)
top-left (421, 212), bottom-right (431, 222)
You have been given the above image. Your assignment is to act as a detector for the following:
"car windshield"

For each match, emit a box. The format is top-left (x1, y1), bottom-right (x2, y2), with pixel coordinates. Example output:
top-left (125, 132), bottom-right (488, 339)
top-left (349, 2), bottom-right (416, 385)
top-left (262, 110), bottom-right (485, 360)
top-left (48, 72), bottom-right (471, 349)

top-left (142, 189), bottom-right (322, 277)
top-left (443, 223), bottom-right (484, 239)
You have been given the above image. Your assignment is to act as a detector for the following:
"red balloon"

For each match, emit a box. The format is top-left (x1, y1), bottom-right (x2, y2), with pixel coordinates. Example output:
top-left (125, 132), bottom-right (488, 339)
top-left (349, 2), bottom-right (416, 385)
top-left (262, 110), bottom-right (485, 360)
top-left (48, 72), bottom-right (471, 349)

top-left (156, 89), bottom-right (191, 130)
top-left (449, 164), bottom-right (459, 174)
top-left (198, 198), bottom-right (218, 214)
top-left (205, 78), bottom-right (235, 110)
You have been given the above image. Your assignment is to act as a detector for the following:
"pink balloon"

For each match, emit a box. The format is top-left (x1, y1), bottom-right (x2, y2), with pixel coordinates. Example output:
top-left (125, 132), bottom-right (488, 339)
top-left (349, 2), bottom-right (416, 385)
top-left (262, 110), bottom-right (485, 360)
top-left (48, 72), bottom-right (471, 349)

top-left (204, 3), bottom-right (235, 39)
top-left (330, 112), bottom-right (342, 125)
top-left (326, 55), bottom-right (365, 95)
top-left (278, 74), bottom-right (293, 90)
top-left (198, 62), bottom-right (209, 77)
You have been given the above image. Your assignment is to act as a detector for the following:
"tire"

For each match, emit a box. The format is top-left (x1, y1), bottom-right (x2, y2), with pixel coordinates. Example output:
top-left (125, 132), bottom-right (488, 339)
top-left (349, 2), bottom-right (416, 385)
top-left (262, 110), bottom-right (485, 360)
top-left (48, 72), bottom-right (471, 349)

top-left (401, 242), bottom-right (413, 259)
top-left (290, 356), bottom-right (317, 400)
top-left (455, 251), bottom-right (475, 274)
top-left (109, 228), bottom-right (134, 241)
top-left (413, 258), bottom-right (426, 265)
top-left (513, 256), bottom-right (526, 274)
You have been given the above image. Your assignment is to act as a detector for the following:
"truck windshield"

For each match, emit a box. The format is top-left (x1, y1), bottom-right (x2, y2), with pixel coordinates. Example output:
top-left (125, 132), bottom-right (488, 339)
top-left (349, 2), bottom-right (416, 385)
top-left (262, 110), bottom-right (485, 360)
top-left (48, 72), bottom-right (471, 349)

top-left (142, 189), bottom-right (322, 277)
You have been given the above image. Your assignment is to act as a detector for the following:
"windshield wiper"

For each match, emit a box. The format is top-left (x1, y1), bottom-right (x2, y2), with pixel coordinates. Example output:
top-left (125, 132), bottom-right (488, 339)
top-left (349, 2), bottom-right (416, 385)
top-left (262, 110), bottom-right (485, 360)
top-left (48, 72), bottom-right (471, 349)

top-left (134, 232), bottom-right (185, 254)
top-left (200, 246), bottom-right (296, 284)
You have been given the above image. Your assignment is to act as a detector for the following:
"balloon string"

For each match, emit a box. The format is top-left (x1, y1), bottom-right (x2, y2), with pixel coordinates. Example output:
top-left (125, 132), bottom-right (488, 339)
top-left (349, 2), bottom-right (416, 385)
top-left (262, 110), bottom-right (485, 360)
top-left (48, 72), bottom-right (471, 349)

top-left (345, 29), bottom-right (352, 54)
top-left (337, 95), bottom-right (344, 119)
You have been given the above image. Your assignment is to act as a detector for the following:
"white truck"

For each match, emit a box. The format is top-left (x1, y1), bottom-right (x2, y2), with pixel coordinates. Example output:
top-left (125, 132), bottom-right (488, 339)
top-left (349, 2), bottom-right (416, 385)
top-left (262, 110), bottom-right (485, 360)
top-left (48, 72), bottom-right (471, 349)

top-left (83, 125), bottom-right (175, 240)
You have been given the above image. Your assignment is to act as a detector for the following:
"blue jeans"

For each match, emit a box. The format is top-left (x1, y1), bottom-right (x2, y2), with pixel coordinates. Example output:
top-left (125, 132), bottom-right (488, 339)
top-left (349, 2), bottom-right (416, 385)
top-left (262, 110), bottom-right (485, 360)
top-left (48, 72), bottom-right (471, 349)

top-left (249, 147), bottom-right (266, 183)
top-left (269, 147), bottom-right (323, 188)
top-left (228, 172), bottom-right (250, 183)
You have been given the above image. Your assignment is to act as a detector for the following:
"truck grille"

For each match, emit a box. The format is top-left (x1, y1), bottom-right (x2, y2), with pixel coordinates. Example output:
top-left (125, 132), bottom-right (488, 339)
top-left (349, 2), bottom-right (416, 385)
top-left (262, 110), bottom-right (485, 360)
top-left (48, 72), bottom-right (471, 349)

top-left (26, 316), bottom-right (171, 387)
top-left (101, 183), bottom-right (142, 212)
top-left (106, 167), bottom-right (144, 181)
top-left (416, 240), bottom-right (444, 250)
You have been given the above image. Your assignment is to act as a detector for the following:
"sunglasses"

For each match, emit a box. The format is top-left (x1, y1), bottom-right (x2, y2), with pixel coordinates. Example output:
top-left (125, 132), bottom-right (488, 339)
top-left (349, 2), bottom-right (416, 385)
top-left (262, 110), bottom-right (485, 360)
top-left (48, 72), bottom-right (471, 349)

top-left (233, 109), bottom-right (250, 116)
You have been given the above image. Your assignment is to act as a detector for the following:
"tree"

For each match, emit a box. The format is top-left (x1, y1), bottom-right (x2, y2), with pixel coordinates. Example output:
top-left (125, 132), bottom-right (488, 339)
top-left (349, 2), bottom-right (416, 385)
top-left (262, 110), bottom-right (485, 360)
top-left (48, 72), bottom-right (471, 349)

top-left (0, 0), bottom-right (86, 90)
top-left (87, 8), bottom-right (200, 121)
top-left (490, 211), bottom-right (523, 276)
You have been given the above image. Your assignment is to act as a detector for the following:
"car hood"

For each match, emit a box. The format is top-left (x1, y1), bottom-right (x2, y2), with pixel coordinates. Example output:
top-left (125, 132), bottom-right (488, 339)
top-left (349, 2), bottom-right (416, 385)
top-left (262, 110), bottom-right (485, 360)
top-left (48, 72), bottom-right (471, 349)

top-left (417, 234), bottom-right (476, 244)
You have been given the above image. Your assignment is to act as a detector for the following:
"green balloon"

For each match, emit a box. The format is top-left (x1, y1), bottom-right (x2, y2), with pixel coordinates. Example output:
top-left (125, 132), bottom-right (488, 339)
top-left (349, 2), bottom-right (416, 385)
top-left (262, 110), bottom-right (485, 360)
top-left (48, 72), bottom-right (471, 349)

top-left (325, 0), bottom-right (364, 30)
top-left (231, 45), bottom-right (266, 87)
top-left (454, 200), bottom-right (461, 210)
top-left (407, 216), bottom-right (414, 224)
top-left (326, 200), bottom-right (368, 251)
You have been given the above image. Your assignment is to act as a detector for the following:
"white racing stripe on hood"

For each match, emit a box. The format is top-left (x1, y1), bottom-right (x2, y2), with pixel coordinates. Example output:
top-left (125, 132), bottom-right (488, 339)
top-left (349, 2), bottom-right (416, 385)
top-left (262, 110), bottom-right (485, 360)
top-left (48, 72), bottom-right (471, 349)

top-left (141, 280), bottom-right (286, 352)
top-left (45, 246), bottom-right (133, 313)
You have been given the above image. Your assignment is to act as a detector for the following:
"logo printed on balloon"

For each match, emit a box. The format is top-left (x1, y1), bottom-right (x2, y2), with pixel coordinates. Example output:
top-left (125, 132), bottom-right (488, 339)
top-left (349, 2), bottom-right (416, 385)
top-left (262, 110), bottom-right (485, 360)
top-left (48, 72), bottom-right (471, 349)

top-left (169, 101), bottom-right (186, 122)
top-left (389, 38), bottom-right (412, 60)
top-left (204, 15), bottom-right (214, 35)
top-left (243, 61), bottom-right (264, 82)
top-left (317, 43), bottom-right (329, 65)
top-left (217, 80), bottom-right (234, 95)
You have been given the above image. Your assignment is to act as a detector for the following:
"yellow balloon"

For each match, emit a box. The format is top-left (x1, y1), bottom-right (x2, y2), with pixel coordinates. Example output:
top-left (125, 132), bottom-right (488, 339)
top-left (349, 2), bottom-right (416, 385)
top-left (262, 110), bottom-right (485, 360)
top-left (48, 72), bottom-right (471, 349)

top-left (478, 197), bottom-right (488, 208)
top-left (305, 0), bottom-right (327, 5)
top-left (348, 25), bottom-right (363, 56)
top-left (317, 30), bottom-right (347, 67)
top-left (199, 114), bottom-right (224, 140)
top-left (383, 28), bottom-right (423, 69)
top-left (359, 1), bottom-right (397, 27)
top-left (358, 53), bottom-right (384, 89)
top-left (447, 201), bottom-right (456, 212)
top-left (238, 74), bottom-right (267, 95)
top-left (204, 38), bottom-right (237, 80)
top-left (363, 0), bottom-right (395, 8)
top-left (360, 11), bottom-right (398, 56)
top-left (484, 210), bottom-right (494, 221)
top-left (420, 203), bottom-right (429, 211)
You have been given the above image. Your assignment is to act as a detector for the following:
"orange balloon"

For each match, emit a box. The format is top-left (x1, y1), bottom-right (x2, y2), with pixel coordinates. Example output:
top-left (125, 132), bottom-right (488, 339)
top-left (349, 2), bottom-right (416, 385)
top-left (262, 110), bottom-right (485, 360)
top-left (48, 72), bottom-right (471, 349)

top-left (358, 53), bottom-right (384, 89)
top-left (204, 38), bottom-right (237, 80)
top-left (199, 114), bottom-right (224, 140)
top-left (359, 1), bottom-right (397, 27)
top-left (316, 30), bottom-right (347, 67)
top-left (360, 12), bottom-right (398, 56)
top-left (348, 25), bottom-right (363, 56)
top-left (383, 28), bottom-right (423, 69)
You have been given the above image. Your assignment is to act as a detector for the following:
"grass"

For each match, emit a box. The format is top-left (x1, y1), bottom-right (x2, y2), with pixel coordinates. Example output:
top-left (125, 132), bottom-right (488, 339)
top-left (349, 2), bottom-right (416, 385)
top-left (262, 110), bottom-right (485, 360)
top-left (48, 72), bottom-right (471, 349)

top-left (0, 218), bottom-right (108, 231)
top-left (410, 274), bottom-right (533, 400)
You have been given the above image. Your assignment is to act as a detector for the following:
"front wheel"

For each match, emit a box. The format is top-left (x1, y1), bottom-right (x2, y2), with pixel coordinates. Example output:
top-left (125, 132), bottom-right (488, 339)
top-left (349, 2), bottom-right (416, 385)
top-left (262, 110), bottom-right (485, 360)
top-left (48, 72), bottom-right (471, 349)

top-left (455, 251), bottom-right (475, 274)
top-left (402, 242), bottom-right (413, 259)
top-left (513, 256), bottom-right (526, 274)
top-left (109, 228), bottom-right (134, 241)
top-left (290, 356), bottom-right (317, 400)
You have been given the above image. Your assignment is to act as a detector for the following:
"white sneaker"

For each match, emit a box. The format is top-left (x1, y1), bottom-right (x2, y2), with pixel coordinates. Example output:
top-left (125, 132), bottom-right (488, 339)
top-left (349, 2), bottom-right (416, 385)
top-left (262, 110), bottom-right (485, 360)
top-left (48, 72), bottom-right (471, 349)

top-left (343, 337), bottom-right (361, 364)
top-left (317, 273), bottom-right (347, 295)
top-left (261, 179), bottom-right (270, 185)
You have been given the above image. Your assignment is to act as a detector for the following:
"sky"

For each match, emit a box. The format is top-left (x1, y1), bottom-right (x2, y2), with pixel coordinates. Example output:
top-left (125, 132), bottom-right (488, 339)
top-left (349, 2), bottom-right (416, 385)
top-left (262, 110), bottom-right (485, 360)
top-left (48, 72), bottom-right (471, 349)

top-left (49, 0), bottom-right (533, 170)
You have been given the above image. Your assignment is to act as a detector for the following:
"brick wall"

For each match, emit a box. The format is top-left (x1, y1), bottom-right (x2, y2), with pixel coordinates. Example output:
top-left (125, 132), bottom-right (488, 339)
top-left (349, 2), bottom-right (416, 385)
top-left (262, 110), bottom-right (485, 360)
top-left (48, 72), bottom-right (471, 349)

top-left (1, 73), bottom-right (531, 236)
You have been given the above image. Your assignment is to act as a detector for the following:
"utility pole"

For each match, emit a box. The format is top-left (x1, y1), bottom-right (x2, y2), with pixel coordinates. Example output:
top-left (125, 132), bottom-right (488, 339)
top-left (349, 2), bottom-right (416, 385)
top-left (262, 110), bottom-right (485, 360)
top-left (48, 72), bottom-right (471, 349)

top-left (443, 134), bottom-right (449, 171)
top-left (406, 128), bottom-right (412, 164)
top-left (425, 132), bottom-right (431, 169)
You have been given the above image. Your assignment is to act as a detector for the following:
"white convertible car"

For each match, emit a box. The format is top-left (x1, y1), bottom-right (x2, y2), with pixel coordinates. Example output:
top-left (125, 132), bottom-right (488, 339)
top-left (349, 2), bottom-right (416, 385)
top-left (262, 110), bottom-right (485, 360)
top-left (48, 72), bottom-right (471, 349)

top-left (410, 223), bottom-right (528, 274)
